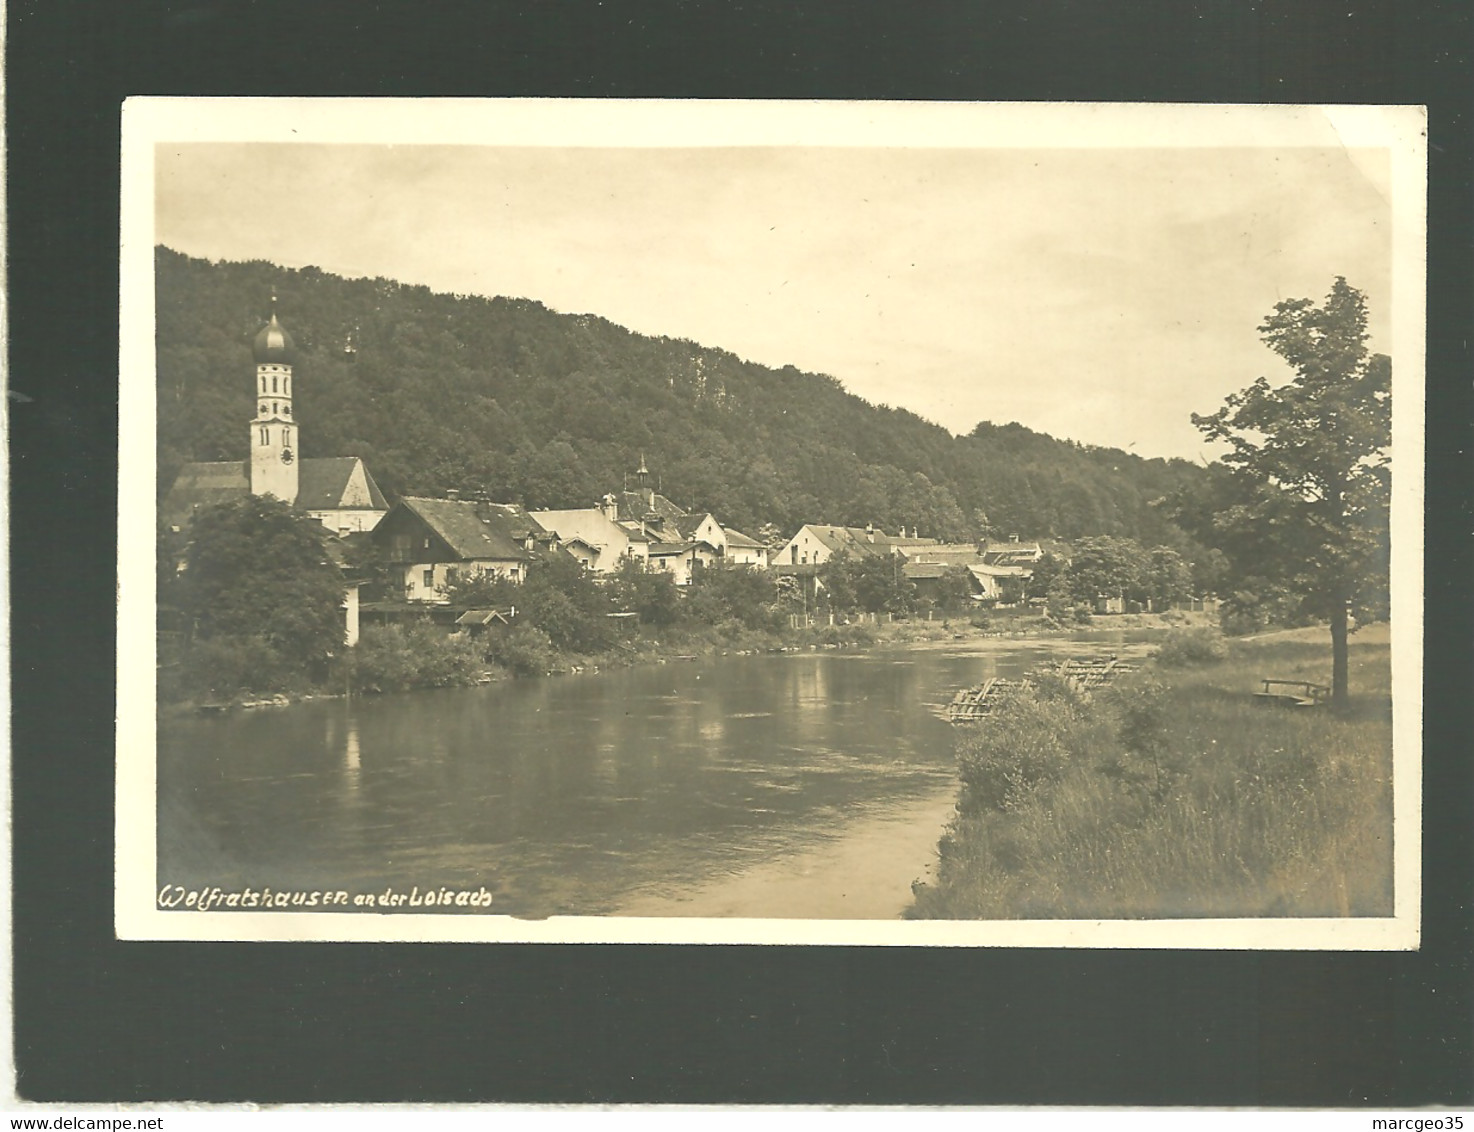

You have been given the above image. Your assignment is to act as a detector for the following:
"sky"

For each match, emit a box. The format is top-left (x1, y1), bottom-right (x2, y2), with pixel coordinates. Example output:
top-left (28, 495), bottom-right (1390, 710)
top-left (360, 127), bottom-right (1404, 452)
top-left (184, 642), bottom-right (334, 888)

top-left (154, 140), bottom-right (1393, 461)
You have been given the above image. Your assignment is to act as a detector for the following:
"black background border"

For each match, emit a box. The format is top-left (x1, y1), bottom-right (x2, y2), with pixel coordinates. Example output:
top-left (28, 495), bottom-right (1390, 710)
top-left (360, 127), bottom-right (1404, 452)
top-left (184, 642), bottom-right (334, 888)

top-left (10, 0), bottom-right (1472, 1106)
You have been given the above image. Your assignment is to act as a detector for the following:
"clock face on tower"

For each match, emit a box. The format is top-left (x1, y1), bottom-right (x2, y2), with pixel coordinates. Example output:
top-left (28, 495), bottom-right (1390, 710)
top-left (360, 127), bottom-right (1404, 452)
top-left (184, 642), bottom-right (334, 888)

top-left (281, 448), bottom-right (294, 464)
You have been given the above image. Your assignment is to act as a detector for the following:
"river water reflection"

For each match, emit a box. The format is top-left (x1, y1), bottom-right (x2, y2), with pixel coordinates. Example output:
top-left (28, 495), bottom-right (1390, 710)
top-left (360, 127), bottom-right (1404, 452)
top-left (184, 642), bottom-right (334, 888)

top-left (158, 635), bottom-right (1137, 917)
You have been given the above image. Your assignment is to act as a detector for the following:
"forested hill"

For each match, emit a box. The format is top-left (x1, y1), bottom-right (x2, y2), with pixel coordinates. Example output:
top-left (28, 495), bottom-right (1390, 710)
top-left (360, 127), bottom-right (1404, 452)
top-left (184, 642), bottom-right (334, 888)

top-left (156, 246), bottom-right (1207, 545)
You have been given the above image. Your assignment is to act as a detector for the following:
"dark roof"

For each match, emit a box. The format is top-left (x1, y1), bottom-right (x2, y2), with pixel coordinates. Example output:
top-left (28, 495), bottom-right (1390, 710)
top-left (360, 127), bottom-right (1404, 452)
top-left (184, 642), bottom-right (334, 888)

top-left (673, 513), bottom-right (714, 538)
top-left (648, 540), bottom-right (695, 555)
top-left (397, 497), bottom-right (530, 561)
top-left (611, 490), bottom-right (686, 525)
top-left (477, 501), bottom-right (557, 542)
top-left (253, 312), bottom-right (295, 364)
top-left (162, 457), bottom-right (388, 528)
top-left (161, 461), bottom-right (249, 528)
top-left (297, 457), bottom-right (389, 512)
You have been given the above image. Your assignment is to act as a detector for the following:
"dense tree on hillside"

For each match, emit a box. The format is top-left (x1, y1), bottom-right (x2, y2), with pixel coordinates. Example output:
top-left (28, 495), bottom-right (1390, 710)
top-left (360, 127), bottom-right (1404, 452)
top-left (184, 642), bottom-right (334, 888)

top-left (172, 496), bottom-right (347, 694)
top-left (156, 247), bottom-right (1210, 546)
top-left (1185, 278), bottom-right (1391, 707)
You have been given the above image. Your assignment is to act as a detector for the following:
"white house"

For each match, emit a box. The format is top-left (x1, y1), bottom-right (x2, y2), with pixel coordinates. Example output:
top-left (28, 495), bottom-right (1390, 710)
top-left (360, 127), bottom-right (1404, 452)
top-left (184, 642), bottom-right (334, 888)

top-left (721, 527), bottom-right (768, 568)
top-left (530, 508), bottom-right (650, 574)
top-left (772, 524), bottom-right (939, 568)
top-left (646, 539), bottom-right (722, 586)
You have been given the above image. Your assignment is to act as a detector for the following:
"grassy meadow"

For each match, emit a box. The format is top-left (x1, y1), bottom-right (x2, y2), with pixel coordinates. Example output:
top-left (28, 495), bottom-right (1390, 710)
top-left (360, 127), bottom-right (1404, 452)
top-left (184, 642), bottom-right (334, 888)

top-left (906, 624), bottom-right (1394, 919)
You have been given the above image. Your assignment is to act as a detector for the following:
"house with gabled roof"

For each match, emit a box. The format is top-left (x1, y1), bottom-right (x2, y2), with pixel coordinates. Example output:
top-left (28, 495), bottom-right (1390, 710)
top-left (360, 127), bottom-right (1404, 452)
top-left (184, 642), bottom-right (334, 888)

top-left (895, 542), bottom-right (984, 566)
top-left (720, 527), bottom-right (768, 568)
top-left (371, 495), bottom-right (541, 603)
top-left (296, 458), bottom-right (391, 534)
top-left (530, 507), bottom-right (650, 573)
top-left (668, 512), bottom-right (770, 572)
top-left (673, 511), bottom-right (725, 551)
top-left (773, 523), bottom-right (940, 569)
top-left (981, 538), bottom-right (1045, 567)
top-left (647, 538), bottom-right (724, 586)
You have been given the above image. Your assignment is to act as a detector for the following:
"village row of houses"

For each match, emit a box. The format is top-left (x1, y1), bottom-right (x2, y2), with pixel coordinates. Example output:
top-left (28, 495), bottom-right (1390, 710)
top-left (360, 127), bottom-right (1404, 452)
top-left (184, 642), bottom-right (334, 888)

top-left (161, 303), bottom-right (1043, 643)
top-left (352, 466), bottom-right (1042, 608)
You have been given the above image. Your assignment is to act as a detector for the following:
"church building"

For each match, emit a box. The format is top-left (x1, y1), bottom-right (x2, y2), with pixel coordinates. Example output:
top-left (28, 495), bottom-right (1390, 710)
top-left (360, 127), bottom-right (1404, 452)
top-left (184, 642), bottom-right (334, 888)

top-left (162, 301), bottom-right (389, 535)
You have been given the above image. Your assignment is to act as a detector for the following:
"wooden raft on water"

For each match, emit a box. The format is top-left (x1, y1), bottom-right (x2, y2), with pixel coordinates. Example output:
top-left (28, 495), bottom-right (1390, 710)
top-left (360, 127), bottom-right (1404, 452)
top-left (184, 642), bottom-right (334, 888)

top-left (943, 654), bottom-right (1136, 723)
top-left (945, 677), bottom-right (1030, 721)
top-left (1053, 655), bottom-right (1136, 693)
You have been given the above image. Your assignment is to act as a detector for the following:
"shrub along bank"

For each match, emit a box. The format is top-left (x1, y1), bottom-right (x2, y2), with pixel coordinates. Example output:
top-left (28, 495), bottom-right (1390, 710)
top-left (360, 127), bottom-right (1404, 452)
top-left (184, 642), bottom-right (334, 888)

top-left (906, 624), bottom-right (1393, 919)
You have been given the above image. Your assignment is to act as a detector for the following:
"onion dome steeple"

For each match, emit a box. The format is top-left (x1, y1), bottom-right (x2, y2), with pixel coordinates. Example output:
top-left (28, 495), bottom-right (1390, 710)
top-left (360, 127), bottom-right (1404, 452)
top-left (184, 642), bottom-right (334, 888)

top-left (249, 294), bottom-right (299, 505)
top-left (252, 295), bottom-right (296, 364)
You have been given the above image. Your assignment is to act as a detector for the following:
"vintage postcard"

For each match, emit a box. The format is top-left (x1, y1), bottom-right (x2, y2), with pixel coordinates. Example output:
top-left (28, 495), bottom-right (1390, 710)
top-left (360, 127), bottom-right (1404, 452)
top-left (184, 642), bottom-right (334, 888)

top-left (117, 99), bottom-right (1425, 946)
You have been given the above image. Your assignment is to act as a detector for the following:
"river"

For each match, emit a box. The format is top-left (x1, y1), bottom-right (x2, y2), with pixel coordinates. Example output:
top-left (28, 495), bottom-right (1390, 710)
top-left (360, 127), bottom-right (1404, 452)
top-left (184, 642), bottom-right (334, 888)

top-left (157, 632), bottom-right (1146, 919)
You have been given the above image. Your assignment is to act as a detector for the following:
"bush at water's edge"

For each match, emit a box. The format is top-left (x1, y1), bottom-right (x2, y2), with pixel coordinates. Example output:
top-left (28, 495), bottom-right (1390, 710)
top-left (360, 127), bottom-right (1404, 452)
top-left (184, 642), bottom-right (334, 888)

top-left (906, 624), bottom-right (1393, 920)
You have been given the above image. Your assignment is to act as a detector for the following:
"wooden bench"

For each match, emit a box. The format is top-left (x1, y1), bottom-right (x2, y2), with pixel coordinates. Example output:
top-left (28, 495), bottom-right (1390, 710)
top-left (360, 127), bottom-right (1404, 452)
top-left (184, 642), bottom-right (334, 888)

top-left (1253, 679), bottom-right (1330, 707)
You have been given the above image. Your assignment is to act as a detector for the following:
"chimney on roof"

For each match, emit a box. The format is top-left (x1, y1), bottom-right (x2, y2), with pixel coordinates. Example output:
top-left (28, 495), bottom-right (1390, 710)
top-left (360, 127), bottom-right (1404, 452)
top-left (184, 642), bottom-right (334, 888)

top-left (866, 522), bottom-right (874, 542)
top-left (446, 488), bottom-right (460, 501)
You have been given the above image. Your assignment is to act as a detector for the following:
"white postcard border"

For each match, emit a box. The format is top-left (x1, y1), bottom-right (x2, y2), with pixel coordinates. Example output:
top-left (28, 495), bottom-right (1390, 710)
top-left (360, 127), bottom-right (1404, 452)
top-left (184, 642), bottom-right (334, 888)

top-left (118, 98), bottom-right (1426, 947)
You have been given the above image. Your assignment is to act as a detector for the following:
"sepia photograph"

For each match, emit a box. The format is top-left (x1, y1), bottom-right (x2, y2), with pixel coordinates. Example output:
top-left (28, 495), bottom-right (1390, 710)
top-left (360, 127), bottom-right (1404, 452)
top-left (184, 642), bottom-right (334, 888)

top-left (116, 99), bottom-right (1425, 946)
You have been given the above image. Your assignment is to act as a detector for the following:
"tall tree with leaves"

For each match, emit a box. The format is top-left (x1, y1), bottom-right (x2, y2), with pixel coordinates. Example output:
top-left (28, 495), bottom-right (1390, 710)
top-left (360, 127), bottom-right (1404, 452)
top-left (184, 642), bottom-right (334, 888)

top-left (1189, 278), bottom-right (1391, 707)
top-left (177, 495), bottom-right (349, 692)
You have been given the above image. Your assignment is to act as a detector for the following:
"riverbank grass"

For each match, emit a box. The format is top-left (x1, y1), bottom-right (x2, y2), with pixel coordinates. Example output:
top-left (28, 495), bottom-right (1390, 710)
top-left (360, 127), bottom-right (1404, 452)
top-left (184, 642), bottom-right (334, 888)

top-left (907, 624), bottom-right (1393, 919)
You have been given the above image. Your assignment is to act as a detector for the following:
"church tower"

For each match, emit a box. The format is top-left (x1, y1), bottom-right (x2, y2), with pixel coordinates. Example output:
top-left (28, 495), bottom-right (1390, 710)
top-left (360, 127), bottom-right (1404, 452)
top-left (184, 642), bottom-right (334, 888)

top-left (249, 297), bottom-right (299, 504)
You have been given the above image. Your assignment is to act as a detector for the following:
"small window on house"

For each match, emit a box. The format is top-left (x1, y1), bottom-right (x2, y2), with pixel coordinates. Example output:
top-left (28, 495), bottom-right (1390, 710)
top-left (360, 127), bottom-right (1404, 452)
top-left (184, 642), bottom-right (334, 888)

top-left (259, 427), bottom-right (269, 445)
top-left (283, 427), bottom-right (290, 445)
top-left (272, 376), bottom-right (278, 392)
top-left (424, 538), bottom-right (431, 549)
top-left (423, 569), bottom-right (434, 588)
top-left (260, 403), bottom-right (267, 415)
top-left (260, 376), bottom-right (266, 392)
